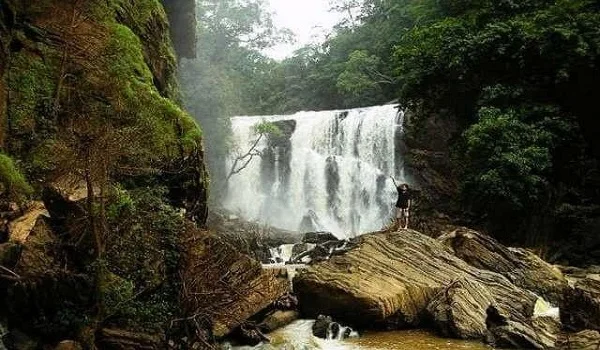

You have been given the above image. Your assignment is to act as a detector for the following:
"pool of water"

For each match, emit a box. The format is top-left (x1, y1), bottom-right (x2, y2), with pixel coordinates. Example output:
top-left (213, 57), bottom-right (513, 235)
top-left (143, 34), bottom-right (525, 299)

top-left (223, 320), bottom-right (493, 350)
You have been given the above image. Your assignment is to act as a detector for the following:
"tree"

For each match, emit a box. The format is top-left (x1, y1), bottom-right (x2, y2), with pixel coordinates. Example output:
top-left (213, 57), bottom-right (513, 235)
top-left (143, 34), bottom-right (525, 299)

top-left (225, 121), bottom-right (281, 182)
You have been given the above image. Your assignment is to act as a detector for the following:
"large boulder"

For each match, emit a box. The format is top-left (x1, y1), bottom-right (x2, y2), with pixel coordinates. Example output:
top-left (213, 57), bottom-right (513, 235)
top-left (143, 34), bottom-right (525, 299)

top-left (294, 230), bottom-right (537, 332)
top-left (181, 228), bottom-right (290, 338)
top-left (302, 232), bottom-right (338, 244)
top-left (561, 276), bottom-right (600, 331)
top-left (438, 227), bottom-right (567, 303)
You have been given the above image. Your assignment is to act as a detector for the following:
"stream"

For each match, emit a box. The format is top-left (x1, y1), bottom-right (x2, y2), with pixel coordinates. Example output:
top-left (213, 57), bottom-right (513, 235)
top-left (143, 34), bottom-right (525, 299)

top-left (223, 320), bottom-right (492, 350)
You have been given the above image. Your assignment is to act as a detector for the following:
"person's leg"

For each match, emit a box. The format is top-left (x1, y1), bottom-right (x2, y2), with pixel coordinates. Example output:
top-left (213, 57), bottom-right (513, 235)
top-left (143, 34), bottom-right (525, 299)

top-left (403, 209), bottom-right (409, 229)
top-left (395, 207), bottom-right (401, 231)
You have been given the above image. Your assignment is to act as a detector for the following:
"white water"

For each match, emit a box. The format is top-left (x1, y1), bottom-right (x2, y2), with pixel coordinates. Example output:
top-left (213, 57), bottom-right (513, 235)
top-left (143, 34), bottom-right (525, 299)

top-left (222, 320), bottom-right (492, 350)
top-left (222, 320), bottom-right (356, 350)
top-left (224, 105), bottom-right (406, 238)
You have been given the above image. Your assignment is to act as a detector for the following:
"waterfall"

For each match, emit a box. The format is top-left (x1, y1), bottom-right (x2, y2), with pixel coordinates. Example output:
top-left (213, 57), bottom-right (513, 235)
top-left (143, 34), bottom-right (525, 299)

top-left (224, 104), bottom-right (406, 238)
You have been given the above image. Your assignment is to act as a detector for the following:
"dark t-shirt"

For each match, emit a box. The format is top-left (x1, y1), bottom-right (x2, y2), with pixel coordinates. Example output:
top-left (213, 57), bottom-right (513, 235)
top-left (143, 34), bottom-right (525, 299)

top-left (396, 188), bottom-right (411, 208)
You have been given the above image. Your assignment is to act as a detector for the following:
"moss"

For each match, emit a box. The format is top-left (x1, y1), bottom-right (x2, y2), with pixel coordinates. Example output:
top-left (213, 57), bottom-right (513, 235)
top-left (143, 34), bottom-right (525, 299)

top-left (102, 21), bottom-right (202, 161)
top-left (7, 51), bottom-right (56, 138)
top-left (179, 113), bottom-right (203, 153)
top-left (110, 0), bottom-right (178, 97)
top-left (0, 152), bottom-right (33, 201)
top-left (106, 23), bottom-right (154, 85)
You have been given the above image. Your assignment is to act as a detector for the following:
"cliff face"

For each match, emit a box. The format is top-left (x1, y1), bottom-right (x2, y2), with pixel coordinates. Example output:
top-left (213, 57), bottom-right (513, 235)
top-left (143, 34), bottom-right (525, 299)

top-left (402, 107), bottom-right (462, 235)
top-left (0, 0), bottom-right (207, 222)
top-left (0, 0), bottom-right (210, 347)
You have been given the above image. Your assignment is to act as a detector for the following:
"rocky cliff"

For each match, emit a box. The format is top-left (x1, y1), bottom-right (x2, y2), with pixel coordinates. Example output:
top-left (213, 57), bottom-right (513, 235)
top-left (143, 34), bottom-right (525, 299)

top-left (0, 0), bottom-right (221, 348)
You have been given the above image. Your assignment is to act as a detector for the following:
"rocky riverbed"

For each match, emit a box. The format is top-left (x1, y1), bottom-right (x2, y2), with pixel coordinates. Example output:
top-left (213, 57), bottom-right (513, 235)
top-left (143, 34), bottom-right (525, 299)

top-left (223, 320), bottom-right (492, 350)
top-left (215, 220), bottom-right (600, 349)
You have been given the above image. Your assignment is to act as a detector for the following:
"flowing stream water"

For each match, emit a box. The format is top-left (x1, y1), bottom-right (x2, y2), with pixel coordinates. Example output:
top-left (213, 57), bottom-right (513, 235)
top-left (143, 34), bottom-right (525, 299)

top-left (223, 320), bottom-right (492, 350)
top-left (224, 105), bottom-right (406, 238)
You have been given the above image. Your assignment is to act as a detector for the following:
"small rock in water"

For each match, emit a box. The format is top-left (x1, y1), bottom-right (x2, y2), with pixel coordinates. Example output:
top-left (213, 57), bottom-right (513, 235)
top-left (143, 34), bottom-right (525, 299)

top-left (312, 315), bottom-right (333, 339)
top-left (302, 232), bottom-right (339, 244)
top-left (311, 315), bottom-right (356, 340)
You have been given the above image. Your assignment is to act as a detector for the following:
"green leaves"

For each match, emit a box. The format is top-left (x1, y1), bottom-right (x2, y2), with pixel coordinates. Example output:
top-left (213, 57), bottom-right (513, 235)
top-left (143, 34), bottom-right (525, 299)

top-left (461, 107), bottom-right (552, 215)
top-left (336, 50), bottom-right (385, 96)
top-left (253, 121), bottom-right (282, 137)
top-left (0, 153), bottom-right (33, 203)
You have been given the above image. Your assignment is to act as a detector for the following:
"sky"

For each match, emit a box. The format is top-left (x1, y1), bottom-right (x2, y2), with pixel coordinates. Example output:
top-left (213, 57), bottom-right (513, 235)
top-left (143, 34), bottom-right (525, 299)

top-left (264, 0), bottom-right (343, 60)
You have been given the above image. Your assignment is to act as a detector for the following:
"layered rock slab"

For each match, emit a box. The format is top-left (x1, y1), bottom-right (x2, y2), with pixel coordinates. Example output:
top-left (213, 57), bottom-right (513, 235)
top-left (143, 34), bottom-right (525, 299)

top-left (181, 228), bottom-right (290, 338)
top-left (294, 230), bottom-right (537, 330)
top-left (438, 227), bottom-right (567, 304)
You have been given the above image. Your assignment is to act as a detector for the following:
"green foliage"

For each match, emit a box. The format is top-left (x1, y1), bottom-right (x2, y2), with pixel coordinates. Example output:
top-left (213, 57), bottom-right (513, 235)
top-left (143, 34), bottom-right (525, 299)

top-left (253, 120), bottom-right (282, 137)
top-left (336, 50), bottom-right (384, 98)
top-left (103, 186), bottom-right (185, 332)
top-left (180, 0), bottom-right (290, 192)
top-left (461, 108), bottom-right (552, 214)
top-left (390, 0), bottom-right (600, 242)
top-left (0, 153), bottom-right (33, 202)
top-left (7, 50), bottom-right (57, 170)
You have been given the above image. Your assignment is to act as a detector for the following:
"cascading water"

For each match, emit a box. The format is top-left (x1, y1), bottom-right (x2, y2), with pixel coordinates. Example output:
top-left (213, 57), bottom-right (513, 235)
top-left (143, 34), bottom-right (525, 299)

top-left (224, 104), bottom-right (406, 238)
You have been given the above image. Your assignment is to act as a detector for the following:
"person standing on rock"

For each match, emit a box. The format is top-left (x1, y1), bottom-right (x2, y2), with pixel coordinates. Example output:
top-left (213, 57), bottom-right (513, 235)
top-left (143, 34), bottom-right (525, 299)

top-left (391, 178), bottom-right (411, 230)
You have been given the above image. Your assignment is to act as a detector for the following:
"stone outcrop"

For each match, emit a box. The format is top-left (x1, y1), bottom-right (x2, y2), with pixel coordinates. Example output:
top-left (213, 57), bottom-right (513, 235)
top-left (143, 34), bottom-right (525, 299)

top-left (295, 230), bottom-right (537, 330)
top-left (0, 0), bottom-right (210, 348)
top-left (181, 228), bottom-right (290, 338)
top-left (438, 227), bottom-right (567, 304)
top-left (292, 229), bottom-right (573, 348)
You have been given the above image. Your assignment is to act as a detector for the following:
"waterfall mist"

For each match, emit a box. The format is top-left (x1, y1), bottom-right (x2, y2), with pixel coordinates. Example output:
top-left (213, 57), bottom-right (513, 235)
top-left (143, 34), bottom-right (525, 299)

top-left (224, 104), bottom-right (406, 238)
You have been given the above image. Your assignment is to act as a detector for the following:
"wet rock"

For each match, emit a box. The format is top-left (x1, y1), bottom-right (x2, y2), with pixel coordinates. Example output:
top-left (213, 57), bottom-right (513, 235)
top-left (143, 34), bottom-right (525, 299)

top-left (561, 276), bottom-right (600, 331)
top-left (302, 232), bottom-right (338, 244)
top-left (311, 315), bottom-right (354, 340)
top-left (181, 228), bottom-right (290, 338)
top-left (312, 315), bottom-right (334, 339)
top-left (98, 328), bottom-right (163, 349)
top-left (295, 230), bottom-right (538, 333)
top-left (291, 243), bottom-right (311, 258)
top-left (54, 340), bottom-right (82, 350)
top-left (232, 323), bottom-right (269, 347)
top-left (557, 329), bottom-right (600, 349)
top-left (438, 227), bottom-right (567, 303)
top-left (272, 293), bottom-right (298, 310)
top-left (258, 310), bottom-right (299, 333)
